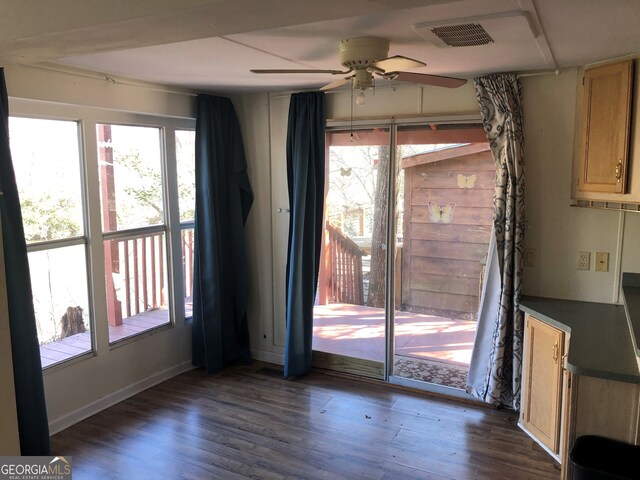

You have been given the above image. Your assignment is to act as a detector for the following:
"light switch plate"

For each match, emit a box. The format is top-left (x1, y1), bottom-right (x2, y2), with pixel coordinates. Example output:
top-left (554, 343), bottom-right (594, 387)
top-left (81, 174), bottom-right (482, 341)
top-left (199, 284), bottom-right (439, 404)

top-left (595, 252), bottom-right (609, 272)
top-left (524, 248), bottom-right (537, 267)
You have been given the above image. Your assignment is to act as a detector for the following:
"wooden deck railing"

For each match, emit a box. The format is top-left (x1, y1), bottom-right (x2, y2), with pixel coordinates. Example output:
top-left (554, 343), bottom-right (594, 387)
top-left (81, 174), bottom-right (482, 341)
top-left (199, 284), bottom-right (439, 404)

top-left (318, 222), bottom-right (365, 306)
top-left (106, 228), bottom-right (194, 326)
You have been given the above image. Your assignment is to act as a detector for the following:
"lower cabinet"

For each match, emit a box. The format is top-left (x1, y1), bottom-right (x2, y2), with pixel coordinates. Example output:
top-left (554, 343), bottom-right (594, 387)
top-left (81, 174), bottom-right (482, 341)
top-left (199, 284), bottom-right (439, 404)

top-left (520, 313), bottom-right (640, 480)
top-left (520, 314), bottom-right (566, 458)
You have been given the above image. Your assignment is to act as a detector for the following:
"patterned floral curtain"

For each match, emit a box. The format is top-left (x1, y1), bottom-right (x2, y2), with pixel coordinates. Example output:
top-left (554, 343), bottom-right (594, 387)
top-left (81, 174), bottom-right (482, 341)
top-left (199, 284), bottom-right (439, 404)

top-left (469, 74), bottom-right (525, 409)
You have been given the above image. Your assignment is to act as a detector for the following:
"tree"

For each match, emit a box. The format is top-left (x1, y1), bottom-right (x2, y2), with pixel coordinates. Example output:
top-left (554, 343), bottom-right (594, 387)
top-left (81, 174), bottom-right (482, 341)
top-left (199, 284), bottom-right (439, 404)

top-left (114, 149), bottom-right (195, 225)
top-left (367, 146), bottom-right (389, 308)
top-left (21, 195), bottom-right (81, 242)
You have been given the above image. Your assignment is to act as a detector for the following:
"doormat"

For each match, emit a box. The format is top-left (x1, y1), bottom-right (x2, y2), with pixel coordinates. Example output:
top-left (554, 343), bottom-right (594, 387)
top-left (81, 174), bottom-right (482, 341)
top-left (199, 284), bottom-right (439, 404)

top-left (393, 356), bottom-right (468, 390)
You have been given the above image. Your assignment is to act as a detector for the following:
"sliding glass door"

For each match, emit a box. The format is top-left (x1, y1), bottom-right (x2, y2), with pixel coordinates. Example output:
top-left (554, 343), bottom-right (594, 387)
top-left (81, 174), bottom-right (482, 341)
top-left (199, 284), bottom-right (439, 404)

top-left (312, 127), bottom-right (390, 379)
top-left (391, 123), bottom-right (492, 392)
top-left (312, 119), bottom-right (492, 394)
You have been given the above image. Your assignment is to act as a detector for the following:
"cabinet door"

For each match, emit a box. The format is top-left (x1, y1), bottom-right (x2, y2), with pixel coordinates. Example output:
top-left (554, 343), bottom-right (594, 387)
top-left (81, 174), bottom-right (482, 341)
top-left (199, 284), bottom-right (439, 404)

top-left (578, 59), bottom-right (634, 193)
top-left (521, 315), bottom-right (565, 454)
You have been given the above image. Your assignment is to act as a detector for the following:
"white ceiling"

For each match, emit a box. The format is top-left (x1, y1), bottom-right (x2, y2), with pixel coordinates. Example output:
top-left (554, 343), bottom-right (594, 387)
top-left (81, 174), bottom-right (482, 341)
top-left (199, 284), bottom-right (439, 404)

top-left (1, 0), bottom-right (640, 93)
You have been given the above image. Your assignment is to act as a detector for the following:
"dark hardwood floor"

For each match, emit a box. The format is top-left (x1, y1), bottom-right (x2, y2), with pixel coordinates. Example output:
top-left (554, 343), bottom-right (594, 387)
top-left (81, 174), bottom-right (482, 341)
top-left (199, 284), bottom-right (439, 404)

top-left (51, 363), bottom-right (561, 479)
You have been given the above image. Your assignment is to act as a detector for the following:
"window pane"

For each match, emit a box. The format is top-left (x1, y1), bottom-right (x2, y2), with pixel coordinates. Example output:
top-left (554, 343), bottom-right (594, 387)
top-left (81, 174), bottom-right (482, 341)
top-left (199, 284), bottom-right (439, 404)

top-left (105, 232), bottom-right (170, 343)
top-left (10, 117), bottom-right (83, 243)
top-left (176, 129), bottom-right (195, 318)
top-left (28, 245), bottom-right (92, 367)
top-left (175, 130), bottom-right (195, 222)
top-left (181, 226), bottom-right (194, 318)
top-left (313, 128), bottom-right (390, 366)
top-left (97, 124), bottom-right (164, 232)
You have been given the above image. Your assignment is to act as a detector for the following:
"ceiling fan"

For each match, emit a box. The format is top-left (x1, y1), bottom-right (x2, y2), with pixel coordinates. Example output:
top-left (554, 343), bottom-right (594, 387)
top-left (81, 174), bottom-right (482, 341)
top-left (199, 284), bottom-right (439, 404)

top-left (250, 36), bottom-right (467, 95)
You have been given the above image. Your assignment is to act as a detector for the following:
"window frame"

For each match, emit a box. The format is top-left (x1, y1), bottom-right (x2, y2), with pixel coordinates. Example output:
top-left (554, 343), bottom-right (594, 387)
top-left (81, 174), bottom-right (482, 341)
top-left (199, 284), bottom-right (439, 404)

top-left (10, 114), bottom-right (94, 367)
top-left (9, 98), bottom-right (195, 369)
top-left (174, 127), bottom-right (197, 321)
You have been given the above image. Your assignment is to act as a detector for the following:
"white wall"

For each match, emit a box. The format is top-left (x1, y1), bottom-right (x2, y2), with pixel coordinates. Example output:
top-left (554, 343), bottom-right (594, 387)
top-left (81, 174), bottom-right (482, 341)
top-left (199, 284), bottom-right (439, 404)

top-left (5, 64), bottom-right (194, 118)
top-left (229, 93), bottom-right (283, 363)
top-left (522, 69), bottom-right (640, 303)
top-left (3, 64), bottom-right (196, 433)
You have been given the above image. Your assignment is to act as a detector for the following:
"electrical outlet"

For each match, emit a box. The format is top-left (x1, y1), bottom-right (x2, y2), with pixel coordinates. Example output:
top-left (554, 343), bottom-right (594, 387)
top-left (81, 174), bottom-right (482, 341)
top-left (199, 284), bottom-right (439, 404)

top-left (595, 252), bottom-right (609, 272)
top-left (577, 251), bottom-right (590, 271)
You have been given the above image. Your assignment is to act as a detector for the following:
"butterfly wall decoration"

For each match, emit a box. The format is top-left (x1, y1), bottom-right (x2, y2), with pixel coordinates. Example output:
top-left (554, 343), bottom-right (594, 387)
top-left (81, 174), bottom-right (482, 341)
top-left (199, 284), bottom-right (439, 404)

top-left (427, 202), bottom-right (455, 224)
top-left (340, 167), bottom-right (352, 177)
top-left (457, 174), bottom-right (476, 189)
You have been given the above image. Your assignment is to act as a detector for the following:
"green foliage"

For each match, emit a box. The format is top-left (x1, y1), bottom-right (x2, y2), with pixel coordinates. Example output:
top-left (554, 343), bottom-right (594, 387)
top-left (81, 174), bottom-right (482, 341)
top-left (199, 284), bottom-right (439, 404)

top-left (21, 195), bottom-right (81, 242)
top-left (117, 151), bottom-right (164, 226)
top-left (115, 150), bottom-right (195, 225)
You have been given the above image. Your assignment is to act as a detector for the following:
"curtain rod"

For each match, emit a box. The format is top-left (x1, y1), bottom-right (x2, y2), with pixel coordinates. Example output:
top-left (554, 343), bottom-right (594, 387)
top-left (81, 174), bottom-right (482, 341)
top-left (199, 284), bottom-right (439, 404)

top-left (518, 69), bottom-right (560, 78)
top-left (18, 63), bottom-right (198, 97)
top-left (18, 63), bottom-right (561, 100)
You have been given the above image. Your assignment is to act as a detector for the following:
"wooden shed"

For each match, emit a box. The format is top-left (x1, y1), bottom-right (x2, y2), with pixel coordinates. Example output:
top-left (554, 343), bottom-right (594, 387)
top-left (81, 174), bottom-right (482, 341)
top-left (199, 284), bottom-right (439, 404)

top-left (401, 143), bottom-right (494, 318)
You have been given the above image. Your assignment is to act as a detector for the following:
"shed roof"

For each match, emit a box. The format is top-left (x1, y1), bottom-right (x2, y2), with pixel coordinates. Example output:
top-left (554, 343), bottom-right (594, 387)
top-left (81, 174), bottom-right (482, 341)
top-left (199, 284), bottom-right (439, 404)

top-left (402, 143), bottom-right (491, 169)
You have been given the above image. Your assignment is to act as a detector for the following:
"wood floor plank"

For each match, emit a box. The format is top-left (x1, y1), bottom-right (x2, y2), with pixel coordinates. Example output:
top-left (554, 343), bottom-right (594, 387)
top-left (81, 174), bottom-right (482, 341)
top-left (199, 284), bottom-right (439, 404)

top-left (51, 363), bottom-right (560, 480)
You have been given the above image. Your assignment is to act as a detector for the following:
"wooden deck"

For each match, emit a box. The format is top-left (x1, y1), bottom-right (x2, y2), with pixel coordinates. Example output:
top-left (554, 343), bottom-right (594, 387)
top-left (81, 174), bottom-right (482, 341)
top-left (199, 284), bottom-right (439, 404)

top-left (313, 303), bottom-right (476, 366)
top-left (40, 299), bottom-right (193, 368)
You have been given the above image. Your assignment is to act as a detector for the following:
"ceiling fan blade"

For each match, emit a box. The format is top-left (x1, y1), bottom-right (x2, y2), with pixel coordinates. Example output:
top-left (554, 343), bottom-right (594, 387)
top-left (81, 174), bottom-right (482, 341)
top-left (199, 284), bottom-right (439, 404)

top-left (250, 68), bottom-right (347, 75)
top-left (373, 55), bottom-right (426, 73)
top-left (392, 71), bottom-right (467, 88)
top-left (320, 77), bottom-right (351, 91)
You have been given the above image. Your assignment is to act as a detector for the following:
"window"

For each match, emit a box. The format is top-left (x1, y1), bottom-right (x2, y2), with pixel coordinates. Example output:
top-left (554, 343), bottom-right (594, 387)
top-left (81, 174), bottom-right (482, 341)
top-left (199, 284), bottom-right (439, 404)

top-left (175, 129), bottom-right (195, 318)
top-left (9, 106), bottom-right (195, 367)
top-left (10, 117), bottom-right (92, 368)
top-left (97, 124), bottom-right (170, 343)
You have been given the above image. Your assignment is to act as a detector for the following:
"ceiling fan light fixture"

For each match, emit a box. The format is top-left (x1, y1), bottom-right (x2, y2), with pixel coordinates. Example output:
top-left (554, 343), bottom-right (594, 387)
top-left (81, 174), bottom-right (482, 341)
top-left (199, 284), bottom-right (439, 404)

top-left (355, 90), bottom-right (366, 106)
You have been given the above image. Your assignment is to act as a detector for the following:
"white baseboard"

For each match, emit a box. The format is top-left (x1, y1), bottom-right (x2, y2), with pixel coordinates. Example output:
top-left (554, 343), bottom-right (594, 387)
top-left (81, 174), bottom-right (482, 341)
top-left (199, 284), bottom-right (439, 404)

top-left (251, 349), bottom-right (284, 365)
top-left (48, 361), bottom-right (196, 435)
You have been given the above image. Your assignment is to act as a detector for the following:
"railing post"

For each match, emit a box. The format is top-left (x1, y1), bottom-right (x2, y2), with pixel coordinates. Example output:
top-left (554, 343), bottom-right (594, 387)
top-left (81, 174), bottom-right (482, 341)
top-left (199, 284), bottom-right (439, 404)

top-left (151, 234), bottom-right (157, 309)
top-left (104, 241), bottom-right (122, 326)
top-left (98, 124), bottom-right (122, 327)
top-left (124, 240), bottom-right (131, 318)
top-left (142, 235), bottom-right (148, 311)
top-left (317, 224), bottom-right (329, 305)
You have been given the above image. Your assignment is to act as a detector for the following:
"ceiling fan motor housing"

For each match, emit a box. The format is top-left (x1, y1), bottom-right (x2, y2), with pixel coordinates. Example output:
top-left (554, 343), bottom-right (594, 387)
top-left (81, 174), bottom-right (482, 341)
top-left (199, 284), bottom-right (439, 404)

top-left (339, 36), bottom-right (390, 69)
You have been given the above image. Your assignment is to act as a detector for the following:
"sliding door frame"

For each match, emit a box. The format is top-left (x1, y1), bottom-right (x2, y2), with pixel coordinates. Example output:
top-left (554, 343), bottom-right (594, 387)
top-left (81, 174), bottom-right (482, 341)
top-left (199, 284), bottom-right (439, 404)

top-left (323, 114), bottom-right (481, 399)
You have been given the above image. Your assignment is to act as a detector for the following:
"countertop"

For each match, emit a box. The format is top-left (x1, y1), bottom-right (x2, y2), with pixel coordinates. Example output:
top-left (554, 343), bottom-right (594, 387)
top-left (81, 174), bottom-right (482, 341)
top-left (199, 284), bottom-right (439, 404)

top-left (622, 272), bottom-right (640, 358)
top-left (520, 295), bottom-right (640, 384)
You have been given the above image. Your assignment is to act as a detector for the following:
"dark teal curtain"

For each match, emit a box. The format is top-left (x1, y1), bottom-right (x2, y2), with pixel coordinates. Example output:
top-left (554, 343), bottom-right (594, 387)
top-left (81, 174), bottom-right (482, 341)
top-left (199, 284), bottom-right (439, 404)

top-left (284, 92), bottom-right (325, 378)
top-left (192, 95), bottom-right (253, 373)
top-left (0, 68), bottom-right (50, 454)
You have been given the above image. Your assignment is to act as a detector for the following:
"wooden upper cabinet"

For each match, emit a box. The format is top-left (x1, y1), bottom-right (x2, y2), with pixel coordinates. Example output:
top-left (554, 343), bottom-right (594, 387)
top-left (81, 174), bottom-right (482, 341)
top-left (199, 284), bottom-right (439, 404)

top-left (521, 315), bottom-right (565, 454)
top-left (578, 60), bottom-right (634, 193)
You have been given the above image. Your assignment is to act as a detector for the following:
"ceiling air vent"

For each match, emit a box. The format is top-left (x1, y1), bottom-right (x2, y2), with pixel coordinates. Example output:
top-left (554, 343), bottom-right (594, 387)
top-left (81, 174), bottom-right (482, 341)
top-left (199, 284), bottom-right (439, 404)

top-left (413, 11), bottom-right (536, 49)
top-left (429, 23), bottom-right (494, 47)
